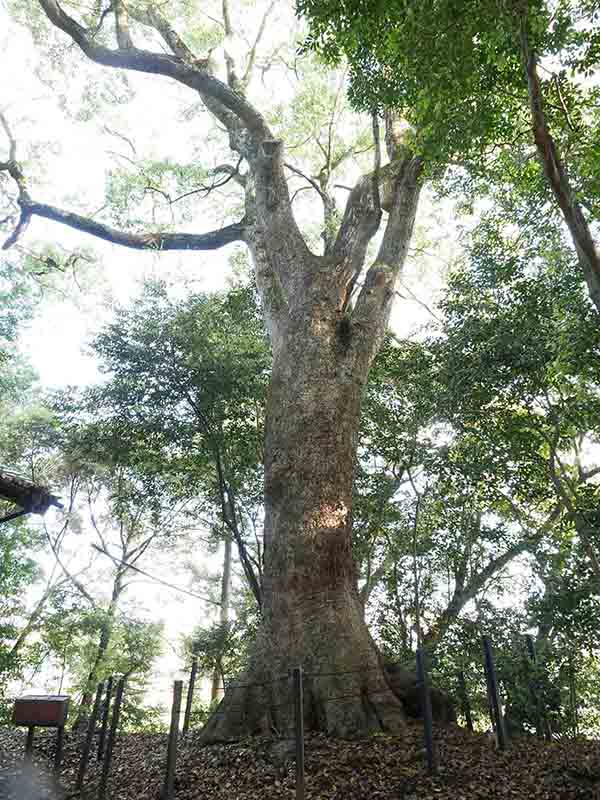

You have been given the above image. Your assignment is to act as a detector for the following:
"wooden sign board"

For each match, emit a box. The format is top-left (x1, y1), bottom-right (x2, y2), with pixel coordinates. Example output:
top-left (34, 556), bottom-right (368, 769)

top-left (13, 695), bottom-right (70, 728)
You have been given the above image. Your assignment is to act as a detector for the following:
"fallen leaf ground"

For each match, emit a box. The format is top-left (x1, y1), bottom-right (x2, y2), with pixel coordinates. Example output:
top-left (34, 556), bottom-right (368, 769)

top-left (1, 721), bottom-right (600, 799)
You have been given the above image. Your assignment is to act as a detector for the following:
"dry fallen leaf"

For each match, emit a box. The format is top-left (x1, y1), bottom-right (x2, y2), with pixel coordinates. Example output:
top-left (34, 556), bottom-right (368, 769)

top-left (1, 720), bottom-right (599, 800)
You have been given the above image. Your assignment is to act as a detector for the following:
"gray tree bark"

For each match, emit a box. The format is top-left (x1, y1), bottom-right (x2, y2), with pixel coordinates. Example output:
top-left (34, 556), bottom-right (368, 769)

top-left (202, 136), bottom-right (423, 739)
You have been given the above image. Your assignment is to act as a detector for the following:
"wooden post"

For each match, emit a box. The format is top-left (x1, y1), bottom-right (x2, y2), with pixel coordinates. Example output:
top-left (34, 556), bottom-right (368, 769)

top-left (77, 681), bottom-right (104, 791)
top-left (53, 725), bottom-right (64, 776)
top-left (569, 655), bottom-right (578, 738)
top-left (162, 680), bottom-right (183, 800)
top-left (416, 648), bottom-right (436, 773)
top-left (97, 677), bottom-right (125, 800)
top-left (182, 658), bottom-right (198, 736)
top-left (524, 635), bottom-right (547, 739)
top-left (457, 671), bottom-right (474, 733)
top-left (293, 667), bottom-right (305, 800)
top-left (483, 662), bottom-right (497, 739)
top-left (97, 675), bottom-right (113, 763)
top-left (24, 725), bottom-right (35, 761)
top-left (482, 636), bottom-right (507, 750)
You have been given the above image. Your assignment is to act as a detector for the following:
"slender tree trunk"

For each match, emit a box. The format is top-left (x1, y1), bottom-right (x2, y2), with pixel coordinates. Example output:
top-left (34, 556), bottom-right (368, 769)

top-left (74, 578), bottom-right (122, 727)
top-left (211, 535), bottom-right (232, 702)
top-left (519, 10), bottom-right (600, 313)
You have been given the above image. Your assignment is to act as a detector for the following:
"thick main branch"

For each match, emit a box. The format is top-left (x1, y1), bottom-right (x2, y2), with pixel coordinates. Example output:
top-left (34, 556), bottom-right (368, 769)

top-left (352, 151), bottom-right (423, 359)
top-left (2, 197), bottom-right (246, 251)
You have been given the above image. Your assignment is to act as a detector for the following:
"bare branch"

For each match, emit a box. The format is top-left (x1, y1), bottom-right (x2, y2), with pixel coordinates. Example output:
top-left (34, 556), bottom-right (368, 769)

top-left (3, 198), bottom-right (245, 251)
top-left (221, 0), bottom-right (239, 89)
top-left (102, 124), bottom-right (136, 156)
top-left (552, 74), bottom-right (576, 132)
top-left (243, 1), bottom-right (276, 88)
top-left (284, 161), bottom-right (328, 202)
top-left (45, 478), bottom-right (97, 606)
top-left (212, 160), bottom-right (247, 188)
top-left (0, 157), bottom-right (246, 251)
top-left (92, 543), bottom-right (221, 606)
top-left (394, 282), bottom-right (442, 323)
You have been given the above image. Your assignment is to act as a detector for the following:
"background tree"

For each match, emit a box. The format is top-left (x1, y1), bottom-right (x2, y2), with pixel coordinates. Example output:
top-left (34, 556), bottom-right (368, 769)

top-left (83, 278), bottom-right (269, 609)
top-left (300, 0), bottom-right (600, 312)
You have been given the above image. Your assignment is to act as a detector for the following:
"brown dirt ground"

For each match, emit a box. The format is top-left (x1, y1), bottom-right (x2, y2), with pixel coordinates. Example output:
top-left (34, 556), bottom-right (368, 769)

top-left (1, 721), bottom-right (600, 799)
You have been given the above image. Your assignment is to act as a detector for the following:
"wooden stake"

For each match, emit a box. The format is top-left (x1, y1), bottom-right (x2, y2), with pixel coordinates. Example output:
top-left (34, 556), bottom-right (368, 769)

top-left (97, 677), bottom-right (125, 800)
top-left (53, 725), bottom-right (64, 776)
top-left (482, 636), bottom-right (507, 750)
top-left (77, 681), bottom-right (104, 791)
top-left (97, 675), bottom-right (113, 763)
top-left (293, 667), bottom-right (305, 800)
top-left (182, 658), bottom-right (198, 736)
top-left (24, 726), bottom-right (35, 762)
top-left (416, 647), bottom-right (436, 773)
top-left (457, 670), bottom-right (474, 733)
top-left (162, 680), bottom-right (183, 800)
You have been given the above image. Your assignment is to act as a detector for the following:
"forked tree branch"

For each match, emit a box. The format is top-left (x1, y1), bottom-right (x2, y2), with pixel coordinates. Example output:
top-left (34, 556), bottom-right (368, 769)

top-left (332, 175), bottom-right (381, 285)
top-left (332, 111), bottom-right (417, 300)
top-left (352, 150), bottom-right (423, 356)
top-left (37, 0), bottom-right (272, 145)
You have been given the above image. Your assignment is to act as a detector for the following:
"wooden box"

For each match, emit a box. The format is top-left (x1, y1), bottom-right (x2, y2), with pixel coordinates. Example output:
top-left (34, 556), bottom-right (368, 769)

top-left (13, 695), bottom-right (70, 727)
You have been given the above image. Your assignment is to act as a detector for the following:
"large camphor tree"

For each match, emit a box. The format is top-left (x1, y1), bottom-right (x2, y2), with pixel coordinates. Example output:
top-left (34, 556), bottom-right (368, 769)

top-left (1, 0), bottom-right (422, 737)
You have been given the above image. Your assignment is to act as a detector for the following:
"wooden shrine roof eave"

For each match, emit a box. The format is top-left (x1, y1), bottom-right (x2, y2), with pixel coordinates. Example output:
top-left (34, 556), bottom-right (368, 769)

top-left (0, 467), bottom-right (63, 525)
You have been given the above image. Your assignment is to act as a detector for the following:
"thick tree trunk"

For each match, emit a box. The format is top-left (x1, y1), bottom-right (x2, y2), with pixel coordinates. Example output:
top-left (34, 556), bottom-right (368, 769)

top-left (202, 310), bottom-right (405, 740)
